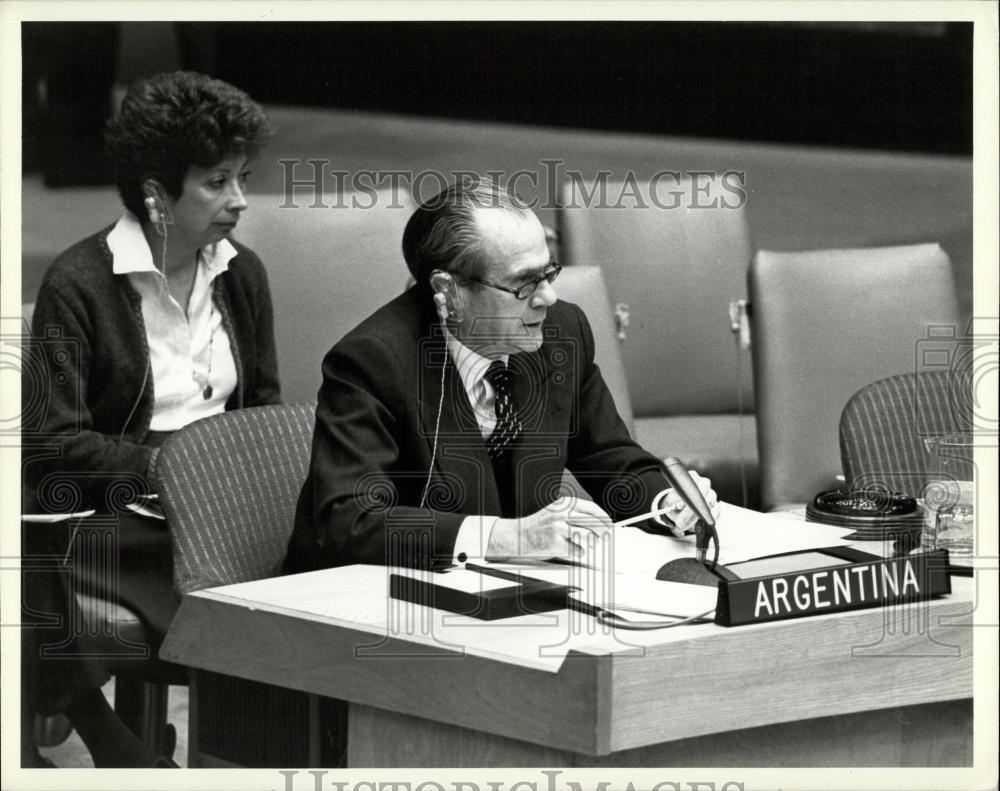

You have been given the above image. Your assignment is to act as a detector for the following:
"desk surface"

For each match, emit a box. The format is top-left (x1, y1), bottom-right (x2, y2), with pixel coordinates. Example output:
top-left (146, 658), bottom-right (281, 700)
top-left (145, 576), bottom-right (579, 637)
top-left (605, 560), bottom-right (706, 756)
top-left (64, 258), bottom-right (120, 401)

top-left (161, 559), bottom-right (974, 759)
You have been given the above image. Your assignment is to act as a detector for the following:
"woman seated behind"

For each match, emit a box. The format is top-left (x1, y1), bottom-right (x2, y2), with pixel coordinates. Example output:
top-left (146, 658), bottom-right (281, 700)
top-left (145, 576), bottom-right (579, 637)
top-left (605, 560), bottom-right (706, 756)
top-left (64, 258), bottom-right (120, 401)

top-left (22, 70), bottom-right (280, 768)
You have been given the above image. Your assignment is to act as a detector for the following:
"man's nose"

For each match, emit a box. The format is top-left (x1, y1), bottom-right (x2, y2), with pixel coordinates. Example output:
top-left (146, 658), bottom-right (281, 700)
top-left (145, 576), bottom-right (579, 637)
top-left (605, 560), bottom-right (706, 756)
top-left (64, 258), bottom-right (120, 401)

top-left (530, 278), bottom-right (558, 308)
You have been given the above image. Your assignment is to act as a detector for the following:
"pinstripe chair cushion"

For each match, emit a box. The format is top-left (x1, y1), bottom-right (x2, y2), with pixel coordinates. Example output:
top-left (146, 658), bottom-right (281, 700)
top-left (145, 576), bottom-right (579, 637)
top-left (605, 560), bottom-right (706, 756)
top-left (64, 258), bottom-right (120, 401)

top-left (157, 403), bottom-right (315, 596)
top-left (839, 371), bottom-right (971, 497)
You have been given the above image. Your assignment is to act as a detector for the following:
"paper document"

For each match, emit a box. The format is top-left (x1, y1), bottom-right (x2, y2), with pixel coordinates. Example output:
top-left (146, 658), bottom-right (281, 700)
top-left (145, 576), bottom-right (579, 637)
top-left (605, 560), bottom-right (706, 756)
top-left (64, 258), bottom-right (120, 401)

top-left (478, 504), bottom-right (851, 623)
top-left (487, 562), bottom-right (718, 622)
top-left (606, 501), bottom-right (853, 574)
top-left (578, 576), bottom-right (717, 622)
top-left (220, 565), bottom-right (580, 671)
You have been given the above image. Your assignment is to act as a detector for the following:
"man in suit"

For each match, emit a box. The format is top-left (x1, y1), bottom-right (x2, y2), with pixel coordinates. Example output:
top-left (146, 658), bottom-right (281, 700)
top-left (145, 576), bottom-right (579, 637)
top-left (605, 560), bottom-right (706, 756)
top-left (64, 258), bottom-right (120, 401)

top-left (285, 178), bottom-right (719, 572)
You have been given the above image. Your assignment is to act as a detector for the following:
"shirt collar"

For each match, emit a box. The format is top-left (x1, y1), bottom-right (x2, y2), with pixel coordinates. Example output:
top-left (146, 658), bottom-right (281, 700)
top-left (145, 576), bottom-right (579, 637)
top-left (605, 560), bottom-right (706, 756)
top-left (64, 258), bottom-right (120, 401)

top-left (444, 327), bottom-right (509, 397)
top-left (108, 211), bottom-right (237, 277)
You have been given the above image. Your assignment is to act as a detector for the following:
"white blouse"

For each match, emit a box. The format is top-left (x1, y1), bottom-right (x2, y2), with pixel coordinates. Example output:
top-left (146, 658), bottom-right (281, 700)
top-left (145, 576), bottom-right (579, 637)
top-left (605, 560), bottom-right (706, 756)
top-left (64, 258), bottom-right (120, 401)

top-left (107, 212), bottom-right (237, 431)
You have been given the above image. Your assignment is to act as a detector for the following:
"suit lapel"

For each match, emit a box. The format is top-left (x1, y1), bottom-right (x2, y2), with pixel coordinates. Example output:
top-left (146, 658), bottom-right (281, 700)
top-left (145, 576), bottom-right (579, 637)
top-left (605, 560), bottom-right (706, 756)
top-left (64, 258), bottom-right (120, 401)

top-left (505, 343), bottom-right (571, 514)
top-left (418, 326), bottom-right (501, 515)
top-left (509, 341), bottom-right (569, 428)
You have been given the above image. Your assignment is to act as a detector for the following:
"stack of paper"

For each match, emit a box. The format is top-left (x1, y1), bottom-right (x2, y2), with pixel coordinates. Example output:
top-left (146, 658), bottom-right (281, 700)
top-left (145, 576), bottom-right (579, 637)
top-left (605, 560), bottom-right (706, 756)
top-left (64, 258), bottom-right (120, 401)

top-left (499, 503), bottom-right (854, 623)
top-left (604, 502), bottom-right (853, 574)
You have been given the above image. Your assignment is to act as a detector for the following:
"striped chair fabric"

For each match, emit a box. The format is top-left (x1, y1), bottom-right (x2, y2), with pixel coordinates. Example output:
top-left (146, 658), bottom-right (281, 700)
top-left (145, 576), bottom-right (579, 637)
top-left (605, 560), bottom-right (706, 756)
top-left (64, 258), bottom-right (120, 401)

top-left (157, 403), bottom-right (315, 596)
top-left (839, 371), bottom-right (971, 497)
top-left (156, 402), bottom-right (342, 767)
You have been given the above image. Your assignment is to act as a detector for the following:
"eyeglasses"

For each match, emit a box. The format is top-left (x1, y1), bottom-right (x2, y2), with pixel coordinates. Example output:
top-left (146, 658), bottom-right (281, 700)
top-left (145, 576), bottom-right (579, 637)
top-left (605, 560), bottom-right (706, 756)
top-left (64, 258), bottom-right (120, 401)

top-left (468, 263), bottom-right (562, 300)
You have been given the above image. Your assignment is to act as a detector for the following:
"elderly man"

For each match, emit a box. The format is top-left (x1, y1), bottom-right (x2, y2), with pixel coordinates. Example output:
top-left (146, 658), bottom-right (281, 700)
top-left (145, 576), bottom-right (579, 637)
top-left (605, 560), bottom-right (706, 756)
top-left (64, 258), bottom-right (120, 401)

top-left (285, 178), bottom-right (719, 573)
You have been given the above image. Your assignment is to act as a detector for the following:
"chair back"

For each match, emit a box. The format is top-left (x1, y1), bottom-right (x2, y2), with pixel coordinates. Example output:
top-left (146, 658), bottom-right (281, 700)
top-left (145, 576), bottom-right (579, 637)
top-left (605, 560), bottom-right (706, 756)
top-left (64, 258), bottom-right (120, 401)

top-left (749, 243), bottom-right (960, 509)
top-left (840, 371), bottom-right (972, 496)
top-left (557, 177), bottom-right (752, 416)
top-left (554, 265), bottom-right (634, 433)
top-left (157, 403), bottom-right (315, 595)
top-left (236, 190), bottom-right (414, 403)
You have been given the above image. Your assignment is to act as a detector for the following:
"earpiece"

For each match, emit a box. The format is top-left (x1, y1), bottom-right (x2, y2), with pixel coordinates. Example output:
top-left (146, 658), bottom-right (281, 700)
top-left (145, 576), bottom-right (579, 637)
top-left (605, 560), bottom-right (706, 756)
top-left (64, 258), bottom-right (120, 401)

top-left (142, 180), bottom-right (172, 231)
top-left (423, 271), bottom-right (459, 510)
top-left (144, 195), bottom-right (162, 225)
top-left (433, 292), bottom-right (450, 323)
top-left (429, 271), bottom-right (464, 323)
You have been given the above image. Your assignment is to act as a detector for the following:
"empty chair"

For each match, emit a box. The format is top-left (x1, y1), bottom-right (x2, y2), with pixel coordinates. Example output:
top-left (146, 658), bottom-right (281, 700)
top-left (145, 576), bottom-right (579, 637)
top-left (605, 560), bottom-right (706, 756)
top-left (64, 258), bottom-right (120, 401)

top-left (749, 243), bottom-right (961, 511)
top-left (236, 189), bottom-right (414, 403)
top-left (558, 177), bottom-right (757, 506)
top-left (554, 265), bottom-right (634, 432)
top-left (548, 265), bottom-right (636, 500)
top-left (840, 370), bottom-right (973, 497)
top-left (156, 403), bottom-right (342, 766)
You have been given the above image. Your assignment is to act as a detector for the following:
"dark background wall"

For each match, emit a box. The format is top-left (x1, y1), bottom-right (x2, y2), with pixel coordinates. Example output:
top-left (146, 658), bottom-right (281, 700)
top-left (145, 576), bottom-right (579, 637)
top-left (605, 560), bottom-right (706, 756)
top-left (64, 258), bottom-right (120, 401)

top-left (206, 21), bottom-right (972, 155)
top-left (19, 19), bottom-right (976, 321)
top-left (23, 20), bottom-right (973, 178)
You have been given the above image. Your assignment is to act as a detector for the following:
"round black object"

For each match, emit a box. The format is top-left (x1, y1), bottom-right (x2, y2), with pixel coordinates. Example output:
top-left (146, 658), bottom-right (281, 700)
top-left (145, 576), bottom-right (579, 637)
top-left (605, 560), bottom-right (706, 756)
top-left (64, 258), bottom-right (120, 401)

top-left (811, 489), bottom-right (917, 517)
top-left (806, 489), bottom-right (923, 542)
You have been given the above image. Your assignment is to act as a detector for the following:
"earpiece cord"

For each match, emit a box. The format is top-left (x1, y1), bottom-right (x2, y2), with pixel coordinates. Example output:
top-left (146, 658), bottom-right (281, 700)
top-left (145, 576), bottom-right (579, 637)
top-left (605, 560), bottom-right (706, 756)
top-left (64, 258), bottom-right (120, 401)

top-left (595, 605), bottom-right (715, 630)
top-left (734, 326), bottom-right (748, 508)
top-left (118, 216), bottom-right (166, 444)
top-left (419, 353), bottom-right (447, 510)
top-left (119, 362), bottom-right (150, 445)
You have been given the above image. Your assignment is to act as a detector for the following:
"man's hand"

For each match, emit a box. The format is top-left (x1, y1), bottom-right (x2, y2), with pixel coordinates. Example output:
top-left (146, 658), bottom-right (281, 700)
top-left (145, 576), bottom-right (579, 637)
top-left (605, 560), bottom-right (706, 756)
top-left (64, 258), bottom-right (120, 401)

top-left (656, 471), bottom-right (721, 538)
top-left (486, 497), bottom-right (613, 562)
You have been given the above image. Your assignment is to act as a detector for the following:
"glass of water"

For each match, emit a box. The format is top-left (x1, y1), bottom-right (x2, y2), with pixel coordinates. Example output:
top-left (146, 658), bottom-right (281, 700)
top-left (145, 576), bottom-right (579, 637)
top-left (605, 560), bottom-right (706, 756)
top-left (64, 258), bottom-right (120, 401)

top-left (922, 434), bottom-right (975, 558)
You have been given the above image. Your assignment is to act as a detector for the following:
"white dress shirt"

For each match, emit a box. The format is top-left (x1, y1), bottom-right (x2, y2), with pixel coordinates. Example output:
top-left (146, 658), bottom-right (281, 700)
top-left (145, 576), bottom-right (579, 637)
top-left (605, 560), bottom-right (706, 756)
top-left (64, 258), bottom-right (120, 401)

top-left (445, 330), bottom-right (507, 563)
top-left (107, 212), bottom-right (237, 431)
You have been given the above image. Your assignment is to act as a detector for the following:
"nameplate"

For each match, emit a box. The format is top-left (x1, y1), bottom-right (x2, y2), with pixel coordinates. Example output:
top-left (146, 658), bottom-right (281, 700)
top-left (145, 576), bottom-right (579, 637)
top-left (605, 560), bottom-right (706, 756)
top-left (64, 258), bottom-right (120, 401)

top-left (714, 549), bottom-right (951, 627)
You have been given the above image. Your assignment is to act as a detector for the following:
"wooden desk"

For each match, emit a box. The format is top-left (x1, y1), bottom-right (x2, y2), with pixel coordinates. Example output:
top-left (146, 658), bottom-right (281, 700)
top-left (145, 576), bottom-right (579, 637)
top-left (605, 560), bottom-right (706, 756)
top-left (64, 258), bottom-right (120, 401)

top-left (160, 560), bottom-right (974, 767)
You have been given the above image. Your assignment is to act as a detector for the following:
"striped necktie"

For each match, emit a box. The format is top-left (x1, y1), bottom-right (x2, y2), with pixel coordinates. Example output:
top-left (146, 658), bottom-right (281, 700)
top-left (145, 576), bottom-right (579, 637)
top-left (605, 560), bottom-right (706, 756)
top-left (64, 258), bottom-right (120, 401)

top-left (484, 360), bottom-right (522, 459)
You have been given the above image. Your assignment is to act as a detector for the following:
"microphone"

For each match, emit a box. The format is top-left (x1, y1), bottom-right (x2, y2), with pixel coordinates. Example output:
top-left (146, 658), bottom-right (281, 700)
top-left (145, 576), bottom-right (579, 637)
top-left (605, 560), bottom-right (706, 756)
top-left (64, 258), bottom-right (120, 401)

top-left (660, 457), bottom-right (717, 565)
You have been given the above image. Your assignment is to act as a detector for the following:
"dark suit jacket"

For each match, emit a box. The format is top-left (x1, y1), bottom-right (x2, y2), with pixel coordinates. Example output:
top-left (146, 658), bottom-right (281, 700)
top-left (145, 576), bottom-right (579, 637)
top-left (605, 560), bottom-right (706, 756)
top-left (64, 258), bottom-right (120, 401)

top-left (285, 284), bottom-right (666, 572)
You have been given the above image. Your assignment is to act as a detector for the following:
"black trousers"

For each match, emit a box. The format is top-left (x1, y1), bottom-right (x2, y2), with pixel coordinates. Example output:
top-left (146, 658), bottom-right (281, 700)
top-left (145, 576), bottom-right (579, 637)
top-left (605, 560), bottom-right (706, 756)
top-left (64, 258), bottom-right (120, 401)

top-left (22, 510), bottom-right (180, 713)
top-left (21, 432), bottom-right (180, 764)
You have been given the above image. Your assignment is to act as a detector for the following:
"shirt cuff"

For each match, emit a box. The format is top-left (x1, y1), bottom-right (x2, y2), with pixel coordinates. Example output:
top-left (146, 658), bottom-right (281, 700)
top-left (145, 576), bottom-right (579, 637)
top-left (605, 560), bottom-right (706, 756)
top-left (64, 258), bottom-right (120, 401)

top-left (453, 515), bottom-right (499, 565)
top-left (650, 487), bottom-right (673, 528)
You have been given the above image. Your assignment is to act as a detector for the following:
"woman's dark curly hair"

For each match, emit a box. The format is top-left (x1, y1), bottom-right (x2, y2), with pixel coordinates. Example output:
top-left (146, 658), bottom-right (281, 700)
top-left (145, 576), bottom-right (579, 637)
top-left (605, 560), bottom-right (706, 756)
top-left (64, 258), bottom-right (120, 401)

top-left (105, 71), bottom-right (272, 219)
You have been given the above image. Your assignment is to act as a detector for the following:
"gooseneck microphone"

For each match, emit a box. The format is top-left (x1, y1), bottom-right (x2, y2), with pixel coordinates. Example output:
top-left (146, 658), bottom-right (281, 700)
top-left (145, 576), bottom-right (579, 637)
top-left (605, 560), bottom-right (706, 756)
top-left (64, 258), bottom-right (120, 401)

top-left (660, 457), bottom-right (718, 566)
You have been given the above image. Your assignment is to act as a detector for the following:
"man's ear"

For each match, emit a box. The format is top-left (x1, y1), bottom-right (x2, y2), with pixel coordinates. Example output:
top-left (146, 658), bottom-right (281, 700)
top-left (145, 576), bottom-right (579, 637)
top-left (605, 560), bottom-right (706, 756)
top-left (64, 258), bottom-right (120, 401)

top-left (429, 270), bottom-right (464, 322)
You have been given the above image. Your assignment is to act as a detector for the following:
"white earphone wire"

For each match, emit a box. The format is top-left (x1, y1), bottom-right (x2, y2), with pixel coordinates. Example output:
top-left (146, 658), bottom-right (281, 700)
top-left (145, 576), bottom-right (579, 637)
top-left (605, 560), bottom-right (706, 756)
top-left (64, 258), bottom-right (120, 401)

top-left (420, 297), bottom-right (452, 509)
